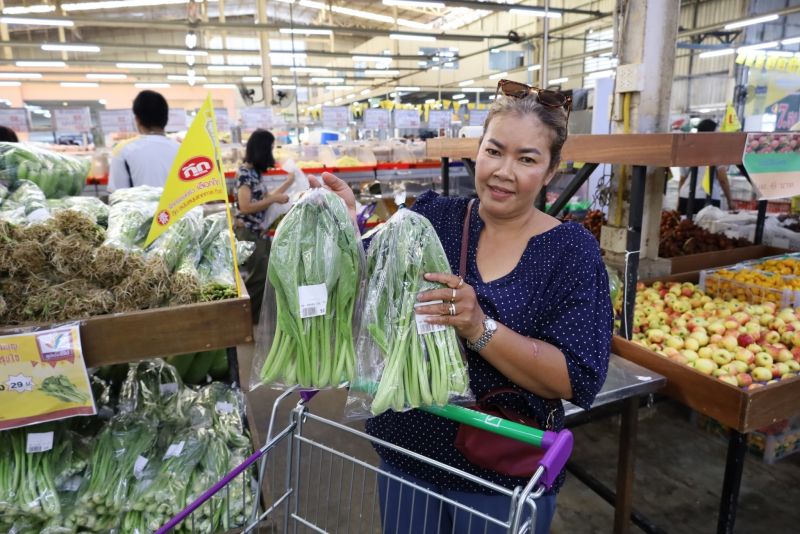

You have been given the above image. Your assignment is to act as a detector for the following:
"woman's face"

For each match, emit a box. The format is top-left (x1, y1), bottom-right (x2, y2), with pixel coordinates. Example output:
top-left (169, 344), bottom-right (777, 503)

top-left (474, 112), bottom-right (557, 221)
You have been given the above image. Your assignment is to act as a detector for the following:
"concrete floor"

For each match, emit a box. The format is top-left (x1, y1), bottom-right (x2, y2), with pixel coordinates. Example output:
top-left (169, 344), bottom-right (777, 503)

top-left (241, 350), bottom-right (800, 534)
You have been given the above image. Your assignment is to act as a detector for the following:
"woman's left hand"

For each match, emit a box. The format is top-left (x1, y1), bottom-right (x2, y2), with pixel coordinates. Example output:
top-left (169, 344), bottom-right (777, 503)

top-left (415, 272), bottom-right (485, 342)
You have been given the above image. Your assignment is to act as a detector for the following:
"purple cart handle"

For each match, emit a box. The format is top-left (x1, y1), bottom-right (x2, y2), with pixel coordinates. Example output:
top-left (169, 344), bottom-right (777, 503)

top-left (537, 429), bottom-right (574, 490)
top-left (299, 389), bottom-right (319, 403)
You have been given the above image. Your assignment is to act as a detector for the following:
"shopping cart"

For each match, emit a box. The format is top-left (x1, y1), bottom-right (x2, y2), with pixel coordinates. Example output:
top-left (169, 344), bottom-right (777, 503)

top-left (156, 387), bottom-right (573, 534)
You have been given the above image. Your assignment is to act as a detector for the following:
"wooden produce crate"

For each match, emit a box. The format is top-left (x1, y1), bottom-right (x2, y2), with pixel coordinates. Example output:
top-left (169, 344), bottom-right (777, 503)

top-left (0, 296), bottom-right (253, 368)
top-left (667, 245), bottom-right (788, 275)
top-left (613, 336), bottom-right (800, 433)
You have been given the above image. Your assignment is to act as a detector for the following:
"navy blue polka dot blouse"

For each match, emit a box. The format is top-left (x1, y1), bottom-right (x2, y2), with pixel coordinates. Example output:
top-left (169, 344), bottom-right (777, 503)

top-left (365, 191), bottom-right (612, 494)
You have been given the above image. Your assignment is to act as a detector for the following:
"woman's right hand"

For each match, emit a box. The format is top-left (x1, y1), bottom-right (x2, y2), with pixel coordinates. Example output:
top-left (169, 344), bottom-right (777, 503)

top-left (309, 172), bottom-right (358, 224)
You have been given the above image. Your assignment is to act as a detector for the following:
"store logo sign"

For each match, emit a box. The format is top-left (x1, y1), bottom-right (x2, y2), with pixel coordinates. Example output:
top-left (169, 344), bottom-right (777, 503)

top-left (179, 156), bottom-right (214, 181)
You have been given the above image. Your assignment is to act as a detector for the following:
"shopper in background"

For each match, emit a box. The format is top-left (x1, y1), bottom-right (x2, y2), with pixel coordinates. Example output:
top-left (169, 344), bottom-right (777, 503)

top-left (678, 118), bottom-right (734, 215)
top-left (235, 129), bottom-right (294, 323)
top-left (311, 80), bottom-right (612, 534)
top-left (108, 90), bottom-right (180, 192)
top-left (0, 125), bottom-right (19, 142)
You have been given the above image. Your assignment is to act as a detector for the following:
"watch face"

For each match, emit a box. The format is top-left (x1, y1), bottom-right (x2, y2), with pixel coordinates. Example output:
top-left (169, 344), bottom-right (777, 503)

top-left (486, 318), bottom-right (497, 332)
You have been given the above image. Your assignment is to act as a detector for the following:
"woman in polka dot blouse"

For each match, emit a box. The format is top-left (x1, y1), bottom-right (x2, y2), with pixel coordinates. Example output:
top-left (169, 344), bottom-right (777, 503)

top-left (310, 82), bottom-right (612, 534)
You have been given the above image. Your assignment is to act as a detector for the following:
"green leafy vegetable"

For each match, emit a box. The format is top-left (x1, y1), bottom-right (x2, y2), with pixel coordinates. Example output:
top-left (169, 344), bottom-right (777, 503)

top-left (39, 375), bottom-right (89, 404)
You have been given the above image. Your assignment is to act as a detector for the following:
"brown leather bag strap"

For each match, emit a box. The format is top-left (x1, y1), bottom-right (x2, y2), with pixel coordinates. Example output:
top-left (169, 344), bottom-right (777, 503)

top-left (459, 199), bottom-right (475, 278)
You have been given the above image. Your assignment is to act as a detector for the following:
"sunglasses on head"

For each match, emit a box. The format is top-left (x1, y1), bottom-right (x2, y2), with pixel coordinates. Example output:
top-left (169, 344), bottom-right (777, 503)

top-left (495, 79), bottom-right (572, 120)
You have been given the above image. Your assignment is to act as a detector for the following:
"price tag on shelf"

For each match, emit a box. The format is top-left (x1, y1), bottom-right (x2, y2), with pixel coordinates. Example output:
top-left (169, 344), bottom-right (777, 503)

top-left (469, 110), bottom-right (489, 127)
top-left (428, 110), bottom-right (452, 129)
top-left (364, 108), bottom-right (390, 130)
top-left (0, 324), bottom-right (95, 431)
top-left (322, 106), bottom-right (350, 129)
top-left (394, 109), bottom-right (420, 129)
top-left (163, 440), bottom-right (186, 460)
top-left (166, 109), bottom-right (188, 132)
top-left (52, 107), bottom-right (92, 133)
top-left (99, 109), bottom-right (135, 134)
top-left (26, 431), bottom-right (54, 453)
top-left (0, 109), bottom-right (30, 133)
top-left (133, 455), bottom-right (148, 479)
top-left (241, 107), bottom-right (273, 132)
top-left (298, 283), bottom-right (328, 319)
top-left (214, 108), bottom-right (231, 133)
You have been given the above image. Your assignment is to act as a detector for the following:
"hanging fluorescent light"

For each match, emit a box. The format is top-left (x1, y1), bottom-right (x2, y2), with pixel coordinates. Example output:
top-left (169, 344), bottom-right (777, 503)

top-left (0, 72), bottom-right (42, 79)
top-left (269, 52), bottom-right (307, 60)
top-left (458, 79), bottom-right (474, 86)
top-left (117, 62), bottom-right (163, 69)
top-left (0, 81), bottom-right (22, 86)
top-left (509, 7), bottom-right (561, 18)
top-left (528, 64), bottom-right (541, 71)
top-left (41, 43), bottom-right (100, 52)
top-left (397, 19), bottom-right (431, 30)
top-left (782, 36), bottom-right (800, 45)
top-left (334, 97), bottom-right (343, 103)
top-left (353, 55), bottom-right (392, 62)
top-left (242, 76), bottom-right (263, 82)
top-left (724, 14), bottom-right (780, 30)
top-left (0, 16), bottom-right (74, 26)
top-left (16, 60), bottom-right (66, 67)
top-left (364, 70), bottom-right (400, 77)
top-left (323, 100), bottom-right (332, 105)
top-left (279, 28), bottom-right (332, 36)
top-left (158, 48), bottom-right (208, 56)
top-left (431, 66), bottom-right (440, 70)
top-left (4, 0), bottom-right (219, 14)
top-left (346, 93), bottom-right (355, 99)
top-left (586, 69), bottom-right (615, 80)
top-left (86, 73), bottom-right (128, 79)
top-left (327, 85), bottom-right (354, 91)
top-left (396, 86), bottom-right (420, 91)
top-left (488, 71), bottom-right (508, 80)
top-left (207, 65), bottom-right (250, 72)
top-left (360, 89), bottom-right (371, 95)
top-left (203, 83), bottom-right (237, 89)
top-left (168, 74), bottom-right (207, 82)
top-left (737, 41), bottom-right (779, 52)
top-left (458, 98), bottom-right (470, 104)
top-left (698, 48), bottom-right (735, 58)
top-left (135, 82), bottom-right (170, 88)
top-left (290, 66), bottom-right (330, 74)
top-left (390, 33), bottom-right (436, 42)
top-left (462, 87), bottom-right (485, 92)
top-left (383, 0), bottom-right (445, 7)
top-left (273, 84), bottom-right (297, 89)
top-left (185, 30), bottom-right (197, 49)
top-left (549, 77), bottom-right (568, 85)
top-left (311, 77), bottom-right (344, 84)
top-left (61, 82), bottom-right (99, 87)
top-left (766, 50), bottom-right (794, 57)
top-left (186, 55), bottom-right (196, 66)
top-left (452, 93), bottom-right (466, 99)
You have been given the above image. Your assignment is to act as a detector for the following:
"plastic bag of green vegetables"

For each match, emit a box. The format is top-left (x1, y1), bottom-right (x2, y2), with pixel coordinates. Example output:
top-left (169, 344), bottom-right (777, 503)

top-left (108, 184), bottom-right (163, 206)
top-left (118, 359), bottom-right (186, 424)
top-left (251, 187), bottom-right (365, 390)
top-left (0, 142), bottom-right (88, 198)
top-left (346, 209), bottom-right (471, 418)
top-left (8, 179), bottom-right (50, 222)
top-left (103, 198), bottom-right (158, 251)
top-left (47, 196), bottom-right (109, 227)
top-left (196, 228), bottom-right (255, 301)
top-left (147, 206), bottom-right (204, 272)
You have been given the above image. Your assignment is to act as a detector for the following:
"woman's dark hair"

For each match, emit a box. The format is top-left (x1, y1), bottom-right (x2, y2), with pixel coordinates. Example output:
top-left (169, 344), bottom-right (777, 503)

top-left (132, 90), bottom-right (170, 130)
top-left (0, 125), bottom-right (19, 142)
top-left (483, 94), bottom-right (568, 174)
top-left (244, 129), bottom-right (276, 173)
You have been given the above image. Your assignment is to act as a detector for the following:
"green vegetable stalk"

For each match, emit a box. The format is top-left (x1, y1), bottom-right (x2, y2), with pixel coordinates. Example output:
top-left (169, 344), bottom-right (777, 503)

top-left (355, 209), bottom-right (468, 416)
top-left (257, 188), bottom-right (363, 389)
top-left (39, 374), bottom-right (89, 404)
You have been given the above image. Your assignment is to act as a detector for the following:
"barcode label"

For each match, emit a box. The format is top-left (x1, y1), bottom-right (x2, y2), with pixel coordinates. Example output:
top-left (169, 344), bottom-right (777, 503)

top-left (163, 440), bottom-right (185, 460)
top-left (133, 455), bottom-right (148, 479)
top-left (215, 401), bottom-right (234, 414)
top-left (414, 314), bottom-right (446, 336)
top-left (26, 432), bottom-right (54, 453)
top-left (159, 382), bottom-right (178, 395)
top-left (298, 284), bottom-right (327, 319)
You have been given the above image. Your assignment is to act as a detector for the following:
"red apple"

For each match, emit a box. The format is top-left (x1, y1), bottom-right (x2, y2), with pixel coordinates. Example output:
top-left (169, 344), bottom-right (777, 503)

top-left (736, 373), bottom-right (753, 387)
top-left (737, 333), bottom-right (755, 348)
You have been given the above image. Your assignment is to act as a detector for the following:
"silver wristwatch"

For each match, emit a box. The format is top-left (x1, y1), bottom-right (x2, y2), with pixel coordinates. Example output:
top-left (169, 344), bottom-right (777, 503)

top-left (466, 317), bottom-right (498, 352)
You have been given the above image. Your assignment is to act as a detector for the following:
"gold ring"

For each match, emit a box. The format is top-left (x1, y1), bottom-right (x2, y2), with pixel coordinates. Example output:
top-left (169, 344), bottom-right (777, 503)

top-left (449, 303), bottom-right (457, 316)
top-left (452, 288), bottom-right (457, 301)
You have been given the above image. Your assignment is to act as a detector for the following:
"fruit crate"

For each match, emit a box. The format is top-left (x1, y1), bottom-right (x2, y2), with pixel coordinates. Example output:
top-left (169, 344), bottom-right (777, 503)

top-left (739, 253), bottom-right (800, 275)
top-left (699, 265), bottom-right (800, 309)
top-left (692, 412), bottom-right (800, 464)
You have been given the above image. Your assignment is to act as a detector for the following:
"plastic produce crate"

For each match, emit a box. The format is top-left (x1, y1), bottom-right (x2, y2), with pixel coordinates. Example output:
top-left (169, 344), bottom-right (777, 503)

top-left (699, 265), bottom-right (800, 308)
top-left (692, 412), bottom-right (800, 464)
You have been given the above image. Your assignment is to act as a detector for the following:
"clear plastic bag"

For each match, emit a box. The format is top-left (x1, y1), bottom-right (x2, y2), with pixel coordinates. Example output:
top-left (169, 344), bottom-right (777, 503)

top-left (0, 142), bottom-right (89, 199)
top-left (8, 179), bottom-right (49, 221)
top-left (103, 198), bottom-right (158, 252)
top-left (346, 209), bottom-right (471, 418)
top-left (47, 196), bottom-right (110, 227)
top-left (251, 187), bottom-right (365, 390)
top-left (146, 206), bottom-right (204, 272)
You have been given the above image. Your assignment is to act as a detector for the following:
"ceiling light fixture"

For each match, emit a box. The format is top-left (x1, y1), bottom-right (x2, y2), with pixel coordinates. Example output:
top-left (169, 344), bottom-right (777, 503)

top-left (242, 76), bottom-right (263, 82)
top-left (158, 48), bottom-right (208, 56)
top-left (461, 87), bottom-right (484, 92)
top-left (458, 79), bottom-right (474, 86)
top-left (327, 85), bottom-right (354, 91)
top-left (697, 48), bottom-right (735, 58)
top-left (0, 72), bottom-right (42, 79)
top-left (360, 89), bottom-right (371, 95)
top-left (383, 0), bottom-right (445, 7)
top-left (488, 71), bottom-right (507, 80)
top-left (311, 77), bottom-right (344, 84)
top-left (168, 74), bottom-right (207, 81)
top-left (364, 70), bottom-right (401, 77)
top-left (16, 60), bottom-right (66, 67)
top-left (0, 81), bottom-right (22, 86)
top-left (452, 93), bottom-right (466, 99)
top-left (781, 36), bottom-right (800, 45)
top-left (41, 43), bottom-right (100, 52)
top-left (509, 7), bottom-right (561, 18)
top-left (346, 93), bottom-right (355, 99)
top-left (0, 16), bottom-right (73, 26)
top-left (549, 77), bottom-right (568, 85)
top-left (135, 82), bottom-right (170, 88)
top-left (290, 66), bottom-right (330, 74)
top-left (528, 64), bottom-right (541, 71)
top-left (273, 84), bottom-right (297, 89)
top-left (334, 97), bottom-right (343, 103)
top-left (207, 65), bottom-right (250, 72)
top-left (458, 98), bottom-right (470, 104)
top-left (396, 86), bottom-right (420, 91)
top-left (390, 33), bottom-right (436, 42)
top-left (724, 14), bottom-right (780, 30)
top-left (185, 30), bottom-right (197, 49)
top-left (61, 82), bottom-right (99, 87)
top-left (86, 73), bottom-right (128, 79)
top-left (117, 62), bottom-right (163, 69)
top-left (737, 41), bottom-right (779, 52)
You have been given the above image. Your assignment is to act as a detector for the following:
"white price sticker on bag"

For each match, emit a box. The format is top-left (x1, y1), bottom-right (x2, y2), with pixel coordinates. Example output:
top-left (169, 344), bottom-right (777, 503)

top-left (26, 432), bottom-right (54, 453)
top-left (215, 401), bottom-right (234, 414)
top-left (133, 455), bottom-right (149, 479)
top-left (159, 382), bottom-right (178, 395)
top-left (163, 440), bottom-right (185, 460)
top-left (298, 284), bottom-right (328, 318)
top-left (414, 300), bottom-right (446, 336)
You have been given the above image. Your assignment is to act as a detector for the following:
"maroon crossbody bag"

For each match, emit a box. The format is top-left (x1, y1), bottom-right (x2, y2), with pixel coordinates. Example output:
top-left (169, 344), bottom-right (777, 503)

top-left (453, 199), bottom-right (556, 478)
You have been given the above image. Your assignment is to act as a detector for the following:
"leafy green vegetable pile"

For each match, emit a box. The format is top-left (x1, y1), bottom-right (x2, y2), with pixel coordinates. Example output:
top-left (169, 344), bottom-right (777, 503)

top-left (0, 360), bottom-right (253, 534)
top-left (0, 142), bottom-right (89, 199)
top-left (255, 188), bottom-right (363, 389)
top-left (351, 209), bottom-right (469, 416)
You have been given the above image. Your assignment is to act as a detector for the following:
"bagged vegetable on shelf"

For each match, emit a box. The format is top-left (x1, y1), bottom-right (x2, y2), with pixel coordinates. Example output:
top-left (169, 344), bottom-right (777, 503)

top-left (8, 179), bottom-right (50, 222)
top-left (118, 359), bottom-right (186, 424)
top-left (252, 187), bottom-right (365, 390)
top-left (0, 142), bottom-right (89, 198)
top-left (47, 196), bottom-right (109, 227)
top-left (347, 209), bottom-right (470, 417)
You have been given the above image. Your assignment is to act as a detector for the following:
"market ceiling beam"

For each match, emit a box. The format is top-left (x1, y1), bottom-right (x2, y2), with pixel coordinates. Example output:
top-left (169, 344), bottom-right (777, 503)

top-left (418, 0), bottom-right (607, 18)
top-left (677, 5), bottom-right (800, 39)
